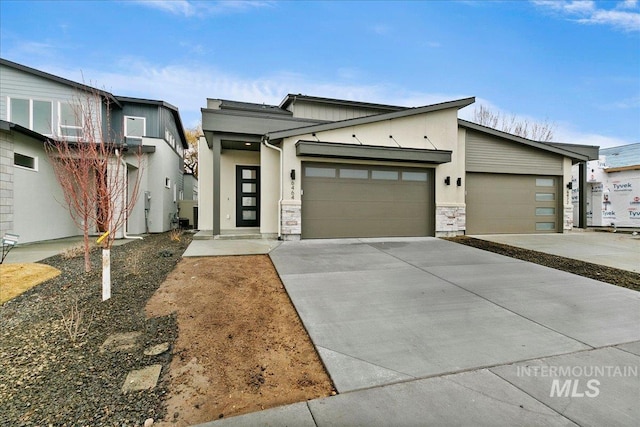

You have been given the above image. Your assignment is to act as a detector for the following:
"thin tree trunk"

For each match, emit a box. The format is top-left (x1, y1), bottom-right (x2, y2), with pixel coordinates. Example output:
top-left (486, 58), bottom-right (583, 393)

top-left (102, 248), bottom-right (110, 301)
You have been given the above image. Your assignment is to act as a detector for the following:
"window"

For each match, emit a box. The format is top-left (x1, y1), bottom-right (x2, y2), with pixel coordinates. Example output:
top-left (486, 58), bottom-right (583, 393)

top-left (536, 207), bottom-right (556, 216)
top-left (535, 193), bottom-right (555, 202)
top-left (372, 170), bottom-right (398, 180)
top-left (59, 102), bottom-right (83, 139)
top-left (165, 177), bottom-right (171, 188)
top-left (8, 98), bottom-right (53, 135)
top-left (536, 178), bottom-right (555, 187)
top-left (536, 222), bottom-right (555, 231)
top-left (340, 168), bottom-right (368, 179)
top-left (124, 116), bottom-right (145, 139)
top-left (402, 171), bottom-right (428, 182)
top-left (10, 98), bottom-right (29, 127)
top-left (14, 152), bottom-right (37, 171)
top-left (305, 167), bottom-right (336, 178)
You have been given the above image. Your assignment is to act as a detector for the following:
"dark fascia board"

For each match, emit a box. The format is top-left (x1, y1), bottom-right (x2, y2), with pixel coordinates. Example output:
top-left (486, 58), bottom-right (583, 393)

top-left (269, 97), bottom-right (476, 140)
top-left (201, 106), bottom-right (324, 123)
top-left (217, 99), bottom-right (293, 115)
top-left (0, 120), bottom-right (48, 142)
top-left (545, 142), bottom-right (599, 161)
top-left (116, 96), bottom-right (188, 149)
top-left (1, 58), bottom-right (122, 108)
top-left (279, 94), bottom-right (406, 112)
top-left (296, 140), bottom-right (452, 164)
top-left (458, 119), bottom-right (593, 162)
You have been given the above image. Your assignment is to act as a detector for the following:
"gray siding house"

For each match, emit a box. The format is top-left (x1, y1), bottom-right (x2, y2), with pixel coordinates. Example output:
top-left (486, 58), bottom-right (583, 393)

top-left (0, 58), bottom-right (188, 243)
top-left (199, 94), bottom-right (598, 239)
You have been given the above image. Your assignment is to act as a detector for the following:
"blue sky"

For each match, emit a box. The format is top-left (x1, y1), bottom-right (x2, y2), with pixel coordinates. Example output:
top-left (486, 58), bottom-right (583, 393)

top-left (1, 0), bottom-right (638, 148)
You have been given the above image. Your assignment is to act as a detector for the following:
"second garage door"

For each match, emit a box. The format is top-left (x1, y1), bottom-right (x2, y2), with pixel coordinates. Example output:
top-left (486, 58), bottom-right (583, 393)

top-left (302, 162), bottom-right (434, 238)
top-left (466, 173), bottom-right (561, 234)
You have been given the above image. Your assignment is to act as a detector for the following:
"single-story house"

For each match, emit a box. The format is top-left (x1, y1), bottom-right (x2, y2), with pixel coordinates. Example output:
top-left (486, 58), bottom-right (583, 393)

top-left (199, 94), bottom-right (599, 239)
top-left (572, 143), bottom-right (640, 227)
top-left (0, 58), bottom-right (188, 244)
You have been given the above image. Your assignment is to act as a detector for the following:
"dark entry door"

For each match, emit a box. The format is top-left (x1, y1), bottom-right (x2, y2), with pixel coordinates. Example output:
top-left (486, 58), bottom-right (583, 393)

top-left (236, 165), bottom-right (260, 227)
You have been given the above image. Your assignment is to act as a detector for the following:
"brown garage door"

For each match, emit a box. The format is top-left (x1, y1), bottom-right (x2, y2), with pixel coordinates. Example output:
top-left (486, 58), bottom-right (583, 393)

top-left (302, 163), bottom-right (434, 238)
top-left (466, 173), bottom-right (561, 234)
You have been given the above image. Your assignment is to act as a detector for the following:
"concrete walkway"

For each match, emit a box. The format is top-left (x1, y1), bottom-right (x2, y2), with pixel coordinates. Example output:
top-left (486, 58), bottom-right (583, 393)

top-left (471, 231), bottom-right (640, 273)
top-left (182, 238), bottom-right (281, 257)
top-left (2, 235), bottom-right (136, 264)
top-left (199, 237), bottom-right (640, 426)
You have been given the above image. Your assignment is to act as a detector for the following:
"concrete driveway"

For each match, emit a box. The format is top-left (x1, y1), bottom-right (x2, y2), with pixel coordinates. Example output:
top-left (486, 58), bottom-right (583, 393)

top-left (472, 231), bottom-right (640, 273)
top-left (248, 237), bottom-right (640, 426)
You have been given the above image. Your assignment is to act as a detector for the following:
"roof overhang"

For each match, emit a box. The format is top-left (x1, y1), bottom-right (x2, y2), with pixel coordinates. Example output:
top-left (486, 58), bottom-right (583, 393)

top-left (270, 97), bottom-right (476, 140)
top-left (295, 140), bottom-right (452, 164)
top-left (0, 120), bottom-right (48, 142)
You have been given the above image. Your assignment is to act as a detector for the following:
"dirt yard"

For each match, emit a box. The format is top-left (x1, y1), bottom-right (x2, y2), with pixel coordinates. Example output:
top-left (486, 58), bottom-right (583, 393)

top-left (146, 255), bottom-right (334, 426)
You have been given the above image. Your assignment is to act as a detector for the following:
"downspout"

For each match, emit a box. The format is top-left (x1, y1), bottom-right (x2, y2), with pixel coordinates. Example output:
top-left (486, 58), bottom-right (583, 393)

top-left (118, 149), bottom-right (143, 240)
top-left (262, 135), bottom-right (283, 239)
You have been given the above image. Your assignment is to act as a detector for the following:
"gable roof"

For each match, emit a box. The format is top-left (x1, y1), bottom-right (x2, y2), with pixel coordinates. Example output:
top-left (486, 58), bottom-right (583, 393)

top-left (458, 119), bottom-right (595, 162)
top-left (1, 58), bottom-right (122, 108)
top-left (268, 97), bottom-right (475, 140)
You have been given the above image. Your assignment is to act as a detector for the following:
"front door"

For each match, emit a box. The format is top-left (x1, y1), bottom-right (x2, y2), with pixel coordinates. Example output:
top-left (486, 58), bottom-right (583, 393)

top-left (236, 165), bottom-right (260, 227)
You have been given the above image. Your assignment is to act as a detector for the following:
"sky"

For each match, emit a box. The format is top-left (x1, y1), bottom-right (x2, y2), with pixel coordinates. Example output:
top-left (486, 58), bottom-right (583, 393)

top-left (1, 0), bottom-right (639, 148)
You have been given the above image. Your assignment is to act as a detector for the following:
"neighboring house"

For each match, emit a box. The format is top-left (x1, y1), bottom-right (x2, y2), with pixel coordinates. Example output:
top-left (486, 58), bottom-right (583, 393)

top-left (0, 58), bottom-right (188, 243)
top-left (199, 94), bottom-right (598, 239)
top-left (572, 143), bottom-right (640, 228)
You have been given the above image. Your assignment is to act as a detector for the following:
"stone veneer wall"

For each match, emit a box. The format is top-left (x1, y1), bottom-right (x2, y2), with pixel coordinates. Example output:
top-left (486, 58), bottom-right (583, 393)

top-left (281, 200), bottom-right (301, 240)
top-left (0, 132), bottom-right (14, 238)
top-left (435, 205), bottom-right (466, 237)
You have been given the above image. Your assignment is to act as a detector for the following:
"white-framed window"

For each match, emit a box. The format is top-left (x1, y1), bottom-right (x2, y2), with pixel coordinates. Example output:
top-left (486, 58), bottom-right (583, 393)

top-left (58, 101), bottom-right (84, 139)
top-left (124, 116), bottom-right (146, 139)
top-left (165, 177), bottom-right (171, 189)
top-left (7, 97), bottom-right (53, 135)
top-left (14, 152), bottom-right (38, 171)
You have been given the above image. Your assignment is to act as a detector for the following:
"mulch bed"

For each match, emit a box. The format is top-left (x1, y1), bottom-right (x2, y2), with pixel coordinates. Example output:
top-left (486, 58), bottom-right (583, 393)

top-left (0, 233), bottom-right (190, 426)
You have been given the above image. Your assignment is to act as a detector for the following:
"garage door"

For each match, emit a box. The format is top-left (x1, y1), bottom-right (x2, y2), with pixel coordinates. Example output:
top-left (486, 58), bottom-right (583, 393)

top-left (302, 163), bottom-right (434, 238)
top-left (466, 173), bottom-right (561, 234)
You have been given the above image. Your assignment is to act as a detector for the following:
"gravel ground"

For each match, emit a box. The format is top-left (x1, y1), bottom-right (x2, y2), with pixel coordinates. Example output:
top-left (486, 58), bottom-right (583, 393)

top-left (0, 232), bottom-right (190, 426)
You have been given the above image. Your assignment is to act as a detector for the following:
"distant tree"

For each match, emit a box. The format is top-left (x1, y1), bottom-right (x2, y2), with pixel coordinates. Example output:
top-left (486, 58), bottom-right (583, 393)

top-left (183, 124), bottom-right (202, 178)
top-left (473, 104), bottom-right (555, 142)
top-left (45, 88), bottom-right (143, 300)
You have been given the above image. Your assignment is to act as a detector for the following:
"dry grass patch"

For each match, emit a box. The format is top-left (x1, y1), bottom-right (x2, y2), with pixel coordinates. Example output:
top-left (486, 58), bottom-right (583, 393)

top-left (0, 263), bottom-right (61, 304)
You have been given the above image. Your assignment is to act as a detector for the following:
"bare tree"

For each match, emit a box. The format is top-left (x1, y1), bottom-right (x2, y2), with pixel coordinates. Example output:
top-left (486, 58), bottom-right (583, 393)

top-left (45, 88), bottom-right (144, 299)
top-left (183, 124), bottom-right (201, 178)
top-left (473, 104), bottom-right (555, 142)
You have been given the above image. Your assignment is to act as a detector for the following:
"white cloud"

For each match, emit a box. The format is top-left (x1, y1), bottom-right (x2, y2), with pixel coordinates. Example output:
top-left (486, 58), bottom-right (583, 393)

top-left (554, 124), bottom-right (632, 148)
top-left (131, 0), bottom-right (273, 17)
top-left (532, 0), bottom-right (640, 32)
top-left (135, 0), bottom-right (195, 16)
top-left (618, 0), bottom-right (638, 10)
top-left (36, 59), bottom-right (634, 146)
